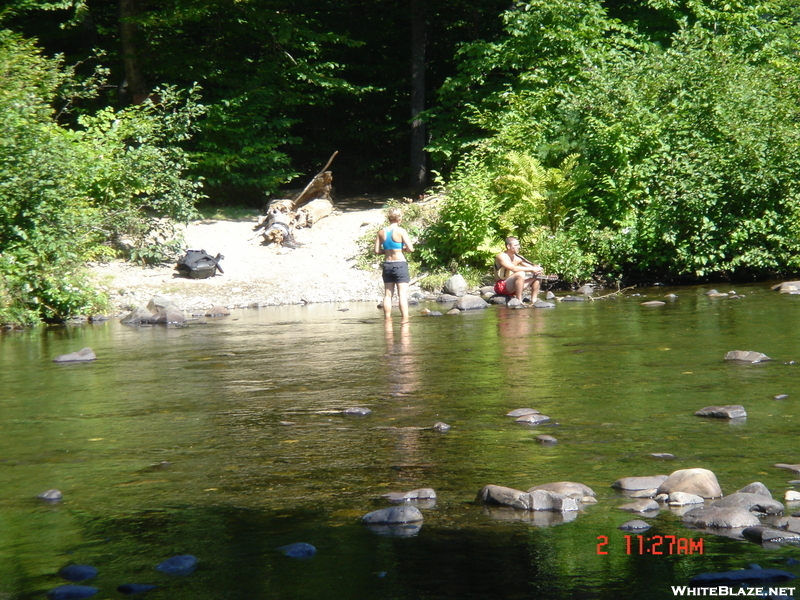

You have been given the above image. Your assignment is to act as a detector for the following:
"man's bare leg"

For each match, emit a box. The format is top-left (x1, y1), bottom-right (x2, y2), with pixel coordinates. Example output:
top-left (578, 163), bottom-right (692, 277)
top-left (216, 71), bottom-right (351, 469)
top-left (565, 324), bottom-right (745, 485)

top-left (527, 277), bottom-right (541, 303)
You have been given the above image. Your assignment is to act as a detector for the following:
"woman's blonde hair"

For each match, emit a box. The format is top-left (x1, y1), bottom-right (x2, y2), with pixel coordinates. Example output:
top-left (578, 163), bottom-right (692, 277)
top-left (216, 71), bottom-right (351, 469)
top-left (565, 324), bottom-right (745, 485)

top-left (387, 207), bottom-right (403, 223)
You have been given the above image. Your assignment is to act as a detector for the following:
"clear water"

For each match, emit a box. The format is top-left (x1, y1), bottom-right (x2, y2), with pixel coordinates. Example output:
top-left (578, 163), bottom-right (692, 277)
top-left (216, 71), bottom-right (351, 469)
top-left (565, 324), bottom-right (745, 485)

top-left (3, 285), bottom-right (800, 599)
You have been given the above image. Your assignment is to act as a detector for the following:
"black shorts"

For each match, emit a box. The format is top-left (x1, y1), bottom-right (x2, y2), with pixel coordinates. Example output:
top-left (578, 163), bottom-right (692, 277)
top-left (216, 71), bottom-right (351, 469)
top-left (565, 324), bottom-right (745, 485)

top-left (382, 261), bottom-right (410, 284)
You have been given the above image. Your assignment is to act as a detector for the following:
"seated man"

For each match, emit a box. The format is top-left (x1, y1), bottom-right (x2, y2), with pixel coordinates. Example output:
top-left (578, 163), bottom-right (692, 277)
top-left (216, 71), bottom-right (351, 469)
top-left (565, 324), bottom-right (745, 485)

top-left (494, 236), bottom-right (544, 303)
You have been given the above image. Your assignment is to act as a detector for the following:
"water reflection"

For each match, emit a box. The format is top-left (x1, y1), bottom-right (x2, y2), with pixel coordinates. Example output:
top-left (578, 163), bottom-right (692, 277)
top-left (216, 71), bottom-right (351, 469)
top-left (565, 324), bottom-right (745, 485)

top-left (4, 289), bottom-right (800, 599)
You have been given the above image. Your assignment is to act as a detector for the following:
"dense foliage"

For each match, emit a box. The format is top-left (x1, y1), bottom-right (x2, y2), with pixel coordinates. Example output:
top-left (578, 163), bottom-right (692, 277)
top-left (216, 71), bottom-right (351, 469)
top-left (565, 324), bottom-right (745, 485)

top-left (0, 31), bottom-right (203, 325)
top-left (419, 0), bottom-right (800, 283)
top-left (4, 0), bottom-right (800, 326)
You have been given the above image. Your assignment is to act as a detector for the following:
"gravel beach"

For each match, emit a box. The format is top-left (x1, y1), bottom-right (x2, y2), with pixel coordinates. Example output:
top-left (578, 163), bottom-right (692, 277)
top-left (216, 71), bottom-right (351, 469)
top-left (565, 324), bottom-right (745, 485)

top-left (88, 201), bottom-right (393, 315)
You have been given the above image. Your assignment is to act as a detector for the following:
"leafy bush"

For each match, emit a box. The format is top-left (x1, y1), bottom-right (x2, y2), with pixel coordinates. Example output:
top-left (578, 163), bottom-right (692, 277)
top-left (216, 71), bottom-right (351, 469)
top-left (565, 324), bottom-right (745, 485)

top-left (0, 31), bottom-right (204, 325)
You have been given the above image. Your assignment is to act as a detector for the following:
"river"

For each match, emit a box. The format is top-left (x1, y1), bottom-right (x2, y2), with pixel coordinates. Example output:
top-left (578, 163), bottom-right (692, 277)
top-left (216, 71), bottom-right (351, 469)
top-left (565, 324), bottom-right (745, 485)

top-left (2, 284), bottom-right (800, 599)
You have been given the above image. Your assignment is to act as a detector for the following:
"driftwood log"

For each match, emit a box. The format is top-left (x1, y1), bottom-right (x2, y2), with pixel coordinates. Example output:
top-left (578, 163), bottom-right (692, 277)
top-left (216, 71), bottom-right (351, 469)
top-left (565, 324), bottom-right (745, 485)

top-left (253, 152), bottom-right (337, 246)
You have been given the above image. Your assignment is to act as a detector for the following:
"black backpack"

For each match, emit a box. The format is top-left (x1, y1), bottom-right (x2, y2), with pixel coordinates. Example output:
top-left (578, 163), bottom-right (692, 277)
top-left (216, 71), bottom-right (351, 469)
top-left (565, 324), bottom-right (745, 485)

top-left (175, 249), bottom-right (224, 279)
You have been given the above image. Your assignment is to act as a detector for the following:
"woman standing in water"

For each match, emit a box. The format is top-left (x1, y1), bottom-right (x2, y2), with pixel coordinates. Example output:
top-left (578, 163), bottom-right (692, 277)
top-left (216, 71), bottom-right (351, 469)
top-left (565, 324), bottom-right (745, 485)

top-left (374, 207), bottom-right (415, 319)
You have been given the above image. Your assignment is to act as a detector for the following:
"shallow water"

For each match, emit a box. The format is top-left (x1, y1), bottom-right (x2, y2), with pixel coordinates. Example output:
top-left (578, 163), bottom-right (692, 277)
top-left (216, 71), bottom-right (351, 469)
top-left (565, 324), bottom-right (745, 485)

top-left (3, 285), bottom-right (800, 599)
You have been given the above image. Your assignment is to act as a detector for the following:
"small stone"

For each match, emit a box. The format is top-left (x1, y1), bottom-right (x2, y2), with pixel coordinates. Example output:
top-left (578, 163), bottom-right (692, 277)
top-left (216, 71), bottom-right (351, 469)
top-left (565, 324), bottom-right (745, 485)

top-left (363, 506), bottom-right (424, 524)
top-left (53, 348), bottom-right (97, 363)
top-left (59, 565), bottom-right (98, 583)
top-left (786, 491), bottom-right (800, 502)
top-left (277, 542), bottom-right (317, 559)
top-left (695, 405), bottom-right (747, 419)
top-left (650, 453), bottom-right (676, 459)
top-left (155, 555), bottom-right (197, 575)
top-left (724, 350), bottom-right (770, 363)
top-left (38, 489), bottom-right (62, 502)
top-left (640, 301), bottom-right (666, 306)
top-left (515, 414), bottom-right (551, 425)
top-left (619, 520), bottom-right (651, 531)
top-left (618, 499), bottom-right (659, 513)
top-left (774, 394), bottom-right (789, 400)
top-left (432, 422), bottom-right (451, 432)
top-left (506, 408), bottom-right (540, 417)
top-left (46, 585), bottom-right (99, 600)
top-left (536, 435), bottom-right (558, 444)
top-left (117, 584), bottom-right (158, 595)
top-left (342, 407), bottom-right (372, 416)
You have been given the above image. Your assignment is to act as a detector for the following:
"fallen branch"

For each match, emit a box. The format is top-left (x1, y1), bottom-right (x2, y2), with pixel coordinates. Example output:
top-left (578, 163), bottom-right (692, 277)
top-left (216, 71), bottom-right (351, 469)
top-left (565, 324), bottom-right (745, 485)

top-left (589, 285), bottom-right (636, 301)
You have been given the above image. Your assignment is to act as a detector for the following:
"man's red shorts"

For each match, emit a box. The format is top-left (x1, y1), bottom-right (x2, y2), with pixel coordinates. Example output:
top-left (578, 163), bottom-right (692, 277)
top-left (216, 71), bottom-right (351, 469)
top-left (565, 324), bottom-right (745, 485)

top-left (494, 280), bottom-right (513, 296)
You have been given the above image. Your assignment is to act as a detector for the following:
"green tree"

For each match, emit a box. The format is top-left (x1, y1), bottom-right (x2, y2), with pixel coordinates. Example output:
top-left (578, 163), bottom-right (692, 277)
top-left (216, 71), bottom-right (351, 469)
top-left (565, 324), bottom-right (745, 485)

top-left (0, 31), bottom-right (203, 324)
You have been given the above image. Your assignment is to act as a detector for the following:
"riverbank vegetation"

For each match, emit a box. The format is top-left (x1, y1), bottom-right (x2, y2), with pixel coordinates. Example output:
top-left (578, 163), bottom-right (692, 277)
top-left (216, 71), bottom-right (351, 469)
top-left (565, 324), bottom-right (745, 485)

top-left (2, 0), bottom-right (800, 324)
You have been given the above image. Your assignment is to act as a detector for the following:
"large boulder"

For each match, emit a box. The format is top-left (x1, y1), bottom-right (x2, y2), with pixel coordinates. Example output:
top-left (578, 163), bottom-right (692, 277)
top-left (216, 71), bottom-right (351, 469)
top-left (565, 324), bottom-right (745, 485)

top-left (528, 482), bottom-right (596, 501)
top-left (454, 295), bottom-right (489, 311)
top-left (710, 492), bottom-right (784, 515)
top-left (737, 482), bottom-right (772, 498)
top-left (443, 274), bottom-right (468, 297)
top-left (476, 485), bottom-right (578, 512)
top-left (120, 306), bottom-right (154, 325)
top-left (611, 475), bottom-right (668, 491)
top-left (742, 526), bottom-right (800, 545)
top-left (682, 506), bottom-right (760, 528)
top-left (657, 468), bottom-right (723, 498)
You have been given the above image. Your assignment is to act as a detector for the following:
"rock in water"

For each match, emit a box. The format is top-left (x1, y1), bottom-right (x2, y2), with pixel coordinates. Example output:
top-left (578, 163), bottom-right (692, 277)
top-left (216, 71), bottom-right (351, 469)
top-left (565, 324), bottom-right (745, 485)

top-left (724, 350), bottom-right (770, 363)
top-left (38, 489), bottom-right (63, 502)
top-left (58, 565), bottom-right (98, 582)
top-left (117, 584), bottom-right (158, 595)
top-left (155, 554), bottom-right (197, 575)
top-left (362, 506), bottom-right (424, 524)
top-left (46, 585), bottom-right (99, 600)
top-left (277, 542), bottom-right (317, 559)
top-left (53, 348), bottom-right (96, 363)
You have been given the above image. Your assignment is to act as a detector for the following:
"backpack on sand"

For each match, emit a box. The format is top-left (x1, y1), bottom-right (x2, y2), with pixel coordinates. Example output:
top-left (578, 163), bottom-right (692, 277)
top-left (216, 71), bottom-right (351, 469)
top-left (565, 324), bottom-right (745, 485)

top-left (175, 249), bottom-right (224, 279)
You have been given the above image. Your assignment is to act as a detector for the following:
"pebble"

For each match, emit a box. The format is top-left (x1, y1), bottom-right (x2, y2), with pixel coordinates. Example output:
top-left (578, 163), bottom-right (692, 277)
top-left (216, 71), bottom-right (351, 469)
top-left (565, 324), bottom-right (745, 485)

top-left (277, 542), bottom-right (317, 559)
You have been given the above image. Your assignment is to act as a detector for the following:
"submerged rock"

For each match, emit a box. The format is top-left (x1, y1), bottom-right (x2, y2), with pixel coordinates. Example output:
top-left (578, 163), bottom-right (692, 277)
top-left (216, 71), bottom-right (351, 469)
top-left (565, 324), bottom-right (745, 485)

top-left (528, 482), bottom-right (595, 501)
top-left (724, 350), bottom-right (771, 363)
top-left (342, 407), bottom-right (372, 416)
top-left (53, 348), bottom-right (96, 363)
top-left (432, 422), bottom-right (451, 432)
top-left (533, 300), bottom-right (555, 308)
top-left (611, 475), bottom-right (668, 491)
top-left (682, 506), bottom-right (760, 529)
top-left (742, 527), bottom-right (800, 545)
top-left (619, 520), bottom-right (651, 531)
top-left (691, 565), bottom-right (797, 585)
top-left (382, 488), bottom-right (436, 502)
top-left (58, 565), bottom-right (98, 582)
top-left (155, 554), bottom-right (197, 575)
top-left (117, 584), bottom-right (158, 595)
top-left (618, 499), bottom-right (659, 513)
top-left (38, 489), bottom-right (63, 502)
top-left (695, 405), bottom-right (747, 419)
top-left (506, 408), bottom-right (540, 417)
top-left (362, 506), bottom-right (424, 524)
top-left (515, 414), bottom-right (551, 426)
top-left (46, 585), bottom-right (99, 600)
top-left (277, 542), bottom-right (317, 559)
top-left (535, 435), bottom-right (558, 444)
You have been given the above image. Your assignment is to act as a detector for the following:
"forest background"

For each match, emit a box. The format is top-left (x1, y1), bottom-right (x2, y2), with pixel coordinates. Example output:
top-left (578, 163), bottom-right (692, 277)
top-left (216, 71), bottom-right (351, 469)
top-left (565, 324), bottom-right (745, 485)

top-left (2, 0), bottom-right (800, 325)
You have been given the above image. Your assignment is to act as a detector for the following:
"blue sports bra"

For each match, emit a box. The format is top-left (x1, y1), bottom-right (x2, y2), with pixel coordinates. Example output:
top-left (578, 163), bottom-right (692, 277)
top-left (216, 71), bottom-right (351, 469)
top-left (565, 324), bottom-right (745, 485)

top-left (382, 227), bottom-right (404, 250)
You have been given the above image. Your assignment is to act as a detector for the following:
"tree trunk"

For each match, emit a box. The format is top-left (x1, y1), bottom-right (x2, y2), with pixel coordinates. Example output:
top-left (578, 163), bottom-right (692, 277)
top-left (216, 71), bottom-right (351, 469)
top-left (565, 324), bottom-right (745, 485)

top-left (119, 0), bottom-right (148, 104)
top-left (410, 0), bottom-right (427, 194)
